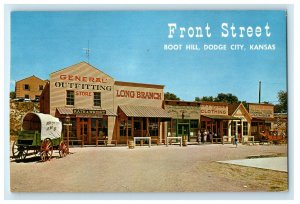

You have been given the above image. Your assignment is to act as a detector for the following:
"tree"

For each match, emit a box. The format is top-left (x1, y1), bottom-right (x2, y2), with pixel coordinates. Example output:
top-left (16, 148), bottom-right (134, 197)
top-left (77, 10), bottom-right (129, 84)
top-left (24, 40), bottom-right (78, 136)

top-left (214, 93), bottom-right (239, 104)
top-left (275, 90), bottom-right (287, 113)
top-left (200, 96), bottom-right (214, 102)
top-left (195, 97), bottom-right (201, 102)
top-left (10, 91), bottom-right (16, 99)
top-left (196, 93), bottom-right (240, 104)
top-left (164, 92), bottom-right (180, 100)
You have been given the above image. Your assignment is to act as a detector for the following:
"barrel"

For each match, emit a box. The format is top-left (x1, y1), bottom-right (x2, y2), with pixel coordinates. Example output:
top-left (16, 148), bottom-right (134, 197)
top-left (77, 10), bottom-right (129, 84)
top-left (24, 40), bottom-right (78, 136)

top-left (128, 140), bottom-right (135, 149)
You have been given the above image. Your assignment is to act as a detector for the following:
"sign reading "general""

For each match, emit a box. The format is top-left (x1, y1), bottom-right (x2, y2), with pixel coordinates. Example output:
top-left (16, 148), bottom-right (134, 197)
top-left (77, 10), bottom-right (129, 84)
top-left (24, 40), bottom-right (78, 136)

top-left (73, 109), bottom-right (106, 116)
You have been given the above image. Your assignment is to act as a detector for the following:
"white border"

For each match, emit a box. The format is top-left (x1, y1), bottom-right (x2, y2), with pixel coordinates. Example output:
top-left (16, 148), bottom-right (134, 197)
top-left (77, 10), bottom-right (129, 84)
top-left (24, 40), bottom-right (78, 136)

top-left (1, 1), bottom-right (298, 202)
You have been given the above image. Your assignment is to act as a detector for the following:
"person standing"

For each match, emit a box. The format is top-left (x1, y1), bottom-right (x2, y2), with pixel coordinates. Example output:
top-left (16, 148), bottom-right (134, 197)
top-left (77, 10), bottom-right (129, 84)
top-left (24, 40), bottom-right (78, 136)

top-left (197, 129), bottom-right (201, 144)
top-left (203, 129), bottom-right (207, 144)
top-left (234, 134), bottom-right (238, 148)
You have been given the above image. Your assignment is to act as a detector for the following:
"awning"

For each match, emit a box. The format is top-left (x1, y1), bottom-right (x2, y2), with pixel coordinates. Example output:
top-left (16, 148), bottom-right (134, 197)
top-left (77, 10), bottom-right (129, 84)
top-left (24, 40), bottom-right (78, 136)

top-left (251, 117), bottom-right (275, 122)
top-left (119, 105), bottom-right (171, 118)
top-left (56, 107), bottom-right (117, 117)
top-left (201, 115), bottom-right (241, 120)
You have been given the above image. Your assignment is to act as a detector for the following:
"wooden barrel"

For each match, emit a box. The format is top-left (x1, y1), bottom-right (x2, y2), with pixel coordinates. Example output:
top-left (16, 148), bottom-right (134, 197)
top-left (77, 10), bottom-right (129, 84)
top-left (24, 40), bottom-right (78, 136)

top-left (128, 140), bottom-right (135, 149)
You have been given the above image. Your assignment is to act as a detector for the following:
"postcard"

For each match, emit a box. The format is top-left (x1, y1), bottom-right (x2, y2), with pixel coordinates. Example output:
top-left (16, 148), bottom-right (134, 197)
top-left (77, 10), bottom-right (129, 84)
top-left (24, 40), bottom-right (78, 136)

top-left (9, 9), bottom-right (288, 196)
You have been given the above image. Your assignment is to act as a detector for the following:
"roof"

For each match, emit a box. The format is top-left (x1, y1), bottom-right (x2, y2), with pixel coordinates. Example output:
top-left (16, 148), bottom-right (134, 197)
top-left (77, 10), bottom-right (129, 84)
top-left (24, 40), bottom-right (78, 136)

top-left (251, 117), bottom-right (275, 122)
top-left (200, 101), bottom-right (228, 106)
top-left (164, 100), bottom-right (200, 107)
top-left (119, 105), bottom-right (171, 118)
top-left (16, 75), bottom-right (45, 83)
top-left (115, 81), bottom-right (164, 89)
top-left (228, 103), bottom-right (240, 115)
top-left (56, 107), bottom-right (117, 117)
top-left (201, 115), bottom-right (241, 120)
top-left (50, 61), bottom-right (115, 80)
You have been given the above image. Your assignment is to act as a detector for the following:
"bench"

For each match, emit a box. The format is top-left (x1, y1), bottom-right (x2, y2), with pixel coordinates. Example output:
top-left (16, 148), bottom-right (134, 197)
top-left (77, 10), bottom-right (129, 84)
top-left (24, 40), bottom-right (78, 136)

top-left (133, 137), bottom-right (151, 147)
top-left (150, 138), bottom-right (166, 145)
top-left (212, 138), bottom-right (222, 144)
top-left (96, 139), bottom-right (117, 147)
top-left (242, 136), bottom-right (255, 145)
top-left (69, 139), bottom-right (83, 147)
top-left (166, 137), bottom-right (182, 147)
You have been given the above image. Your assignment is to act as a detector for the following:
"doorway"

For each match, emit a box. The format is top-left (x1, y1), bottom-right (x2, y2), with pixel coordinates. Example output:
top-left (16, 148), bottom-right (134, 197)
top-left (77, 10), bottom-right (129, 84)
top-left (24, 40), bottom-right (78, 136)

top-left (177, 123), bottom-right (190, 140)
top-left (79, 118), bottom-right (88, 144)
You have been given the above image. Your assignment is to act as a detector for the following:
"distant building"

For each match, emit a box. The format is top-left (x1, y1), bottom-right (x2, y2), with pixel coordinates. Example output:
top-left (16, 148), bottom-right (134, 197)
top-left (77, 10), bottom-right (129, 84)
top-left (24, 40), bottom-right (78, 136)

top-left (15, 75), bottom-right (48, 100)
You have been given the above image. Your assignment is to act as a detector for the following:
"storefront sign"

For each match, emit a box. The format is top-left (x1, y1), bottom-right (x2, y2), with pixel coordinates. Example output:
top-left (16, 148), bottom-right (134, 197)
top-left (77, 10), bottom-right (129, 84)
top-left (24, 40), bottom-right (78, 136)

top-left (116, 89), bottom-right (162, 100)
top-left (73, 109), bottom-right (106, 116)
top-left (248, 104), bottom-right (273, 118)
top-left (54, 74), bottom-right (112, 91)
top-left (165, 105), bottom-right (200, 119)
top-left (200, 105), bottom-right (227, 115)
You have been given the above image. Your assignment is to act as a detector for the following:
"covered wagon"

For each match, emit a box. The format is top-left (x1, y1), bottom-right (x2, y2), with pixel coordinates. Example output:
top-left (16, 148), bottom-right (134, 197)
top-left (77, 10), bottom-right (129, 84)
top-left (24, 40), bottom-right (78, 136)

top-left (12, 112), bottom-right (68, 161)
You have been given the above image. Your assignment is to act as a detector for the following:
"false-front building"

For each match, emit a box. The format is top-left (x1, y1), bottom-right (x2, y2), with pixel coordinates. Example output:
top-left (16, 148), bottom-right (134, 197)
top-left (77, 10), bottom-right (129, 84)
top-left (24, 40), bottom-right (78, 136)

top-left (40, 62), bottom-right (280, 145)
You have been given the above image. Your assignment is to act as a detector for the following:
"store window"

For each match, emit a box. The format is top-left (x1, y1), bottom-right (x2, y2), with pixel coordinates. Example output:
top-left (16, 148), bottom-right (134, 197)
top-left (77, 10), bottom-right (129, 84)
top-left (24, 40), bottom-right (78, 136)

top-left (149, 118), bottom-right (158, 136)
top-left (94, 92), bottom-right (101, 107)
top-left (223, 121), bottom-right (228, 136)
top-left (231, 121), bottom-right (236, 136)
top-left (120, 120), bottom-right (126, 137)
top-left (190, 120), bottom-right (198, 129)
top-left (243, 122), bottom-right (248, 135)
top-left (66, 90), bottom-right (74, 105)
top-left (24, 84), bottom-right (30, 90)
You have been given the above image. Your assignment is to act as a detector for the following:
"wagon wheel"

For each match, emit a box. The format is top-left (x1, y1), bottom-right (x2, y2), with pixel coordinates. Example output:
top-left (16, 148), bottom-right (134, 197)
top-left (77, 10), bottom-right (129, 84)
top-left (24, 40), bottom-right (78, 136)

top-left (59, 141), bottom-right (69, 158)
top-left (40, 138), bottom-right (53, 162)
top-left (13, 145), bottom-right (28, 161)
top-left (12, 141), bottom-right (19, 158)
top-left (18, 148), bottom-right (28, 161)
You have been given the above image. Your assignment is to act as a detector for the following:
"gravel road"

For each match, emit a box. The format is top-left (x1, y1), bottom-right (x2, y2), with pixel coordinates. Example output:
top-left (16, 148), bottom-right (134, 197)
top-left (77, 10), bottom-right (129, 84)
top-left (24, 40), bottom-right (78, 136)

top-left (10, 143), bottom-right (288, 192)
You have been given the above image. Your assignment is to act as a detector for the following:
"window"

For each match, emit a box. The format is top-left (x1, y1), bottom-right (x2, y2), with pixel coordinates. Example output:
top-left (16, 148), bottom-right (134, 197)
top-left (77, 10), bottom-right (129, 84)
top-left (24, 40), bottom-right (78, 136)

top-left (66, 90), bottom-right (74, 105)
top-left (94, 92), bottom-right (101, 107)
top-left (190, 120), bottom-right (198, 129)
top-left (39, 85), bottom-right (44, 91)
top-left (25, 94), bottom-right (29, 99)
top-left (223, 121), bottom-right (228, 136)
top-left (231, 121), bottom-right (236, 136)
top-left (149, 118), bottom-right (158, 136)
top-left (243, 122), bottom-right (248, 135)
top-left (24, 84), bottom-right (30, 90)
top-left (120, 120), bottom-right (126, 137)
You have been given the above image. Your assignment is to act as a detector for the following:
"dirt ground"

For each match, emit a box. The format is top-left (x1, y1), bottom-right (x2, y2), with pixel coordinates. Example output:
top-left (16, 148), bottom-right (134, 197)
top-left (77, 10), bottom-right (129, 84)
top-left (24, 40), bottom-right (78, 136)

top-left (9, 143), bottom-right (288, 192)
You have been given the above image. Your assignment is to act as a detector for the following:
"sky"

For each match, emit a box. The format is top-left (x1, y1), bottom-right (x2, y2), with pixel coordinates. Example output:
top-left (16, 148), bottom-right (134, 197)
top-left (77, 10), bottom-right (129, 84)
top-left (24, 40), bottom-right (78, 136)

top-left (10, 10), bottom-right (287, 104)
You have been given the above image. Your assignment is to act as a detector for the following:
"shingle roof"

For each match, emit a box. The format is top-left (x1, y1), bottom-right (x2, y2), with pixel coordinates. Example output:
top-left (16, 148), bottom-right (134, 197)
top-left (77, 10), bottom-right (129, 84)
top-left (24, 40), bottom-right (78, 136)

top-left (119, 105), bottom-right (171, 118)
top-left (228, 103), bottom-right (240, 115)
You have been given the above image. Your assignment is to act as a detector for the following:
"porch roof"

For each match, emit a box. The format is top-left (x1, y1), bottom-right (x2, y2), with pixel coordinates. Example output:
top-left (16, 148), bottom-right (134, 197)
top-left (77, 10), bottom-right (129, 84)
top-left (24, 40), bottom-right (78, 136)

top-left (119, 105), bottom-right (171, 118)
top-left (201, 115), bottom-right (241, 120)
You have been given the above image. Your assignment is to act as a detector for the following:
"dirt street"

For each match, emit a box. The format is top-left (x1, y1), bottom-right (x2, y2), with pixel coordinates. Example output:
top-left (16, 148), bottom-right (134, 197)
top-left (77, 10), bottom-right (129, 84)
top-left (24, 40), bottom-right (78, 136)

top-left (10, 144), bottom-right (288, 192)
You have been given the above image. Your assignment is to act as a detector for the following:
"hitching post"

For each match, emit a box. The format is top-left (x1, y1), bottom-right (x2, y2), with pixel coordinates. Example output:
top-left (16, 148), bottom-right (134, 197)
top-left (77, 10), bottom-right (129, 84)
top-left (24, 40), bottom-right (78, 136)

top-left (65, 115), bottom-right (72, 152)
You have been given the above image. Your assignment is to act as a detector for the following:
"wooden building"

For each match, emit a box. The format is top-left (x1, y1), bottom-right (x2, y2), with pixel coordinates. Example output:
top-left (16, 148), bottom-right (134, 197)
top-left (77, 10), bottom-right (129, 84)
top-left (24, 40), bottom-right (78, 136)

top-left (248, 103), bottom-right (275, 134)
top-left (164, 100), bottom-right (201, 142)
top-left (15, 75), bottom-right (48, 100)
top-left (40, 62), bottom-right (171, 145)
top-left (228, 103), bottom-right (252, 142)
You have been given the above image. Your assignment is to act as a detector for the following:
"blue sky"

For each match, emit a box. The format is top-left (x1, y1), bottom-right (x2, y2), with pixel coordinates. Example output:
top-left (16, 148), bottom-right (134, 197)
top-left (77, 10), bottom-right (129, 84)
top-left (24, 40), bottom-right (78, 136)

top-left (10, 10), bottom-right (287, 103)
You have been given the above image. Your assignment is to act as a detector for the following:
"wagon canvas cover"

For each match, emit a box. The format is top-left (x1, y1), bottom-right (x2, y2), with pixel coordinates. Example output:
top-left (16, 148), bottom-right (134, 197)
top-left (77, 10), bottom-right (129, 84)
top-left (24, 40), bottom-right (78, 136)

top-left (22, 112), bottom-right (62, 140)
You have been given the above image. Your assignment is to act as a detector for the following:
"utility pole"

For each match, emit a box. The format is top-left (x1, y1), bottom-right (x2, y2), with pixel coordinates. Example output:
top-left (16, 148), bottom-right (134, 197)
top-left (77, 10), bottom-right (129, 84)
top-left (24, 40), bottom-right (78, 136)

top-left (258, 81), bottom-right (261, 104)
